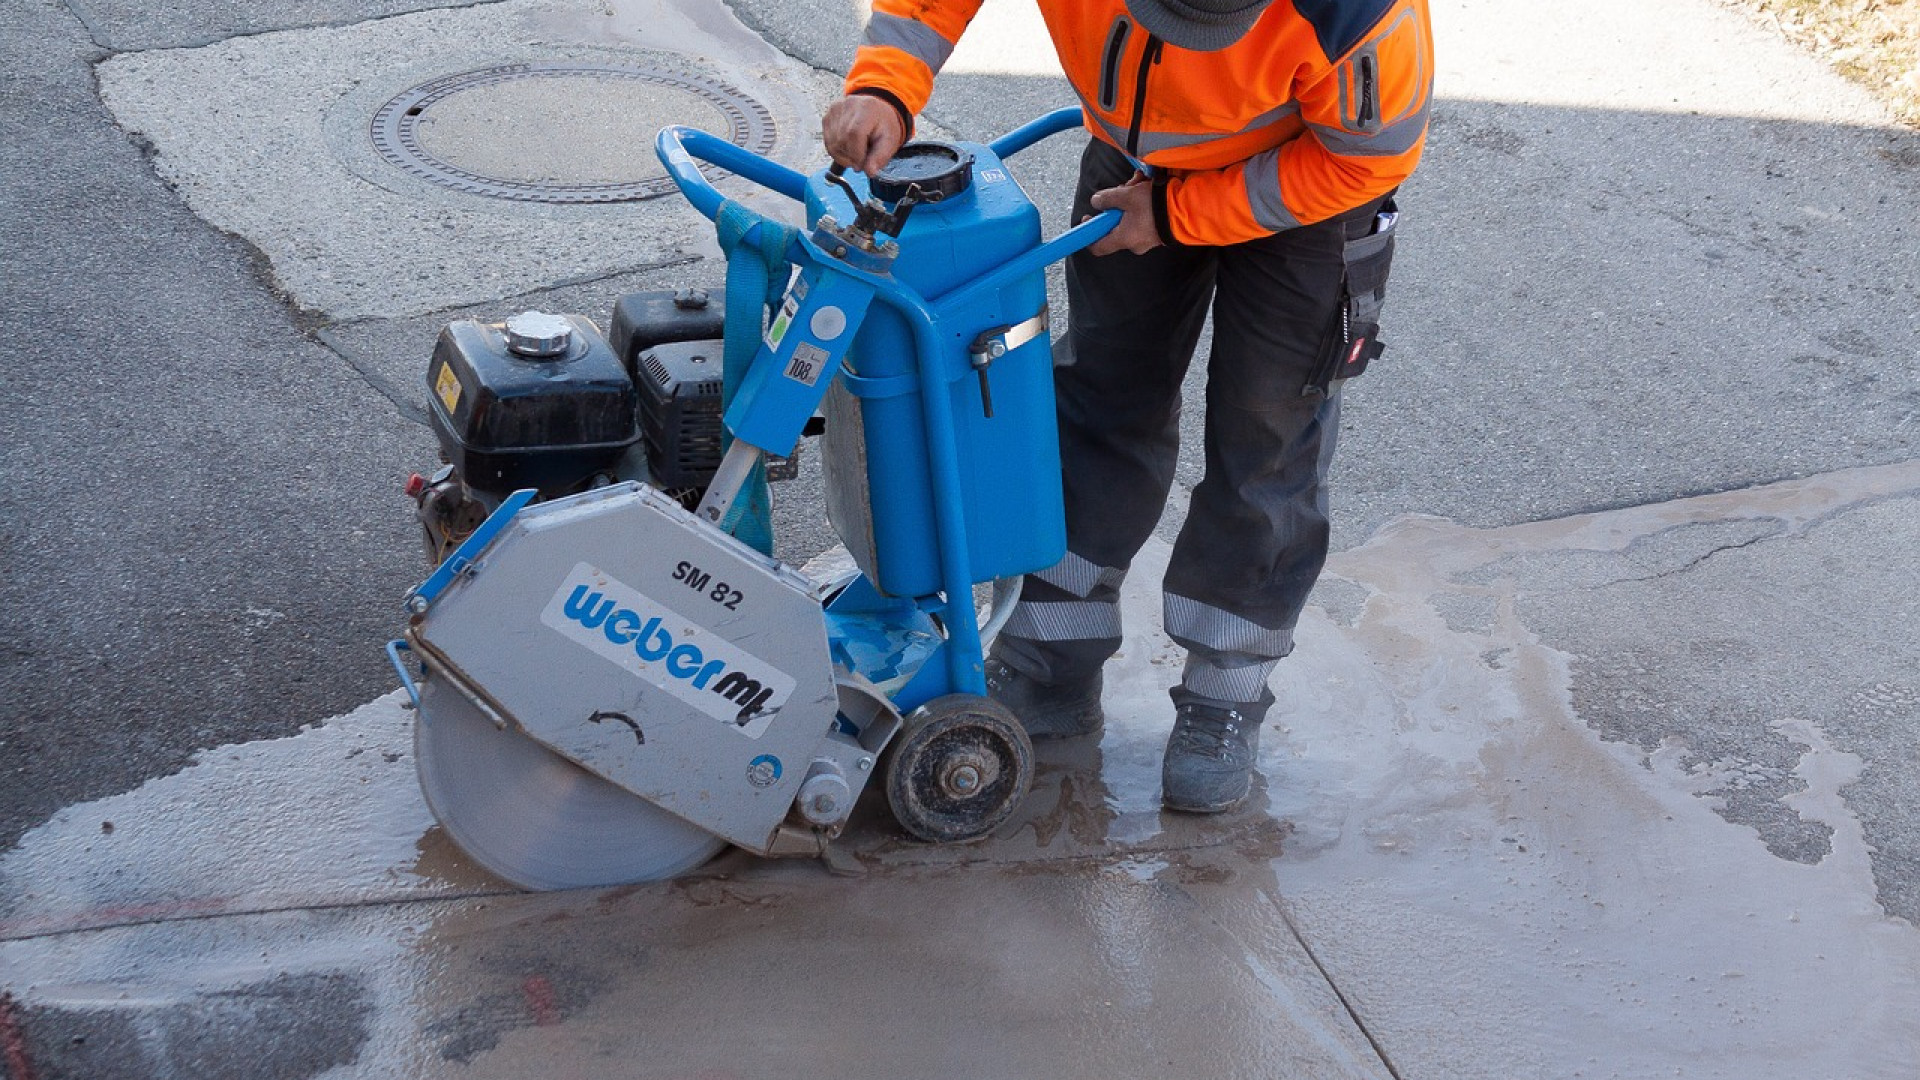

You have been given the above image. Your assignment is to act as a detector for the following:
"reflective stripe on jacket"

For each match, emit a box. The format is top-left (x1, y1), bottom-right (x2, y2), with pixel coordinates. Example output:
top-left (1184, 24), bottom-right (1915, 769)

top-left (846, 0), bottom-right (1434, 247)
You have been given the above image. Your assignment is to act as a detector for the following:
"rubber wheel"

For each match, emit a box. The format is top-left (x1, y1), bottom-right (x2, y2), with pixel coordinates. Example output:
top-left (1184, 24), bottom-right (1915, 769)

top-left (885, 694), bottom-right (1034, 843)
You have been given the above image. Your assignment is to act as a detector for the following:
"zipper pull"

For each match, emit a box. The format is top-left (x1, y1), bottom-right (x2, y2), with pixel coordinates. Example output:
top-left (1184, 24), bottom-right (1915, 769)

top-left (1125, 35), bottom-right (1163, 159)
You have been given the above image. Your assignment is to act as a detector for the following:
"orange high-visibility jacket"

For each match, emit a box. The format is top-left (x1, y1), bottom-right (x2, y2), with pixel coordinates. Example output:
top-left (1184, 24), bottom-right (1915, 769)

top-left (846, 0), bottom-right (1434, 247)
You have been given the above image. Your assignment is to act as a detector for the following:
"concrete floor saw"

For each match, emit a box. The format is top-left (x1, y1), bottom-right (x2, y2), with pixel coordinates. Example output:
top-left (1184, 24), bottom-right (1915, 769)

top-left (387, 110), bottom-right (1117, 889)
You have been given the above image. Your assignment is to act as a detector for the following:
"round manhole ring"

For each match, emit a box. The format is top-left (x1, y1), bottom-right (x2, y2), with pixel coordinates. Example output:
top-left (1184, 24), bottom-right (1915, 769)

top-left (369, 62), bottom-right (778, 204)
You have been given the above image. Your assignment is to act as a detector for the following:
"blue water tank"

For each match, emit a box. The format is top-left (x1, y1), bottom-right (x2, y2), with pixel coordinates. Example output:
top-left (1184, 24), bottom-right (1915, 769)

top-left (805, 143), bottom-right (1065, 598)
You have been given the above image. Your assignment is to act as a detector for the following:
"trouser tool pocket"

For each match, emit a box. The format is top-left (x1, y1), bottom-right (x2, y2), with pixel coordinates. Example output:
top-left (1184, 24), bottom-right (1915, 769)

top-left (1304, 197), bottom-right (1398, 397)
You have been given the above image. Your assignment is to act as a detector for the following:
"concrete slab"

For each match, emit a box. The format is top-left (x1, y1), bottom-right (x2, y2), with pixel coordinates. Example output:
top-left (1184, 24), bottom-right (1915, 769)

top-left (1275, 461), bottom-right (1920, 1078)
top-left (0, 564), bottom-right (1393, 1078)
top-left (94, 0), bottom-right (835, 320)
top-left (6, 467), bottom-right (1918, 1077)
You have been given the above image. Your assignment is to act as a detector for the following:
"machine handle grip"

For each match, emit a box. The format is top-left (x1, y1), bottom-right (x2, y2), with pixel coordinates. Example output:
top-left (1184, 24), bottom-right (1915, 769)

top-left (655, 126), bottom-right (811, 221)
top-left (662, 108), bottom-right (1096, 224)
top-left (926, 208), bottom-right (1120, 315)
top-left (1055, 208), bottom-right (1123, 257)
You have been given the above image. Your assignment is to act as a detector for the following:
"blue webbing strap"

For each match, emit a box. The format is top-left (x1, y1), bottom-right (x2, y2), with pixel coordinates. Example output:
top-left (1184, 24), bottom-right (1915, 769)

top-left (714, 200), bottom-right (797, 556)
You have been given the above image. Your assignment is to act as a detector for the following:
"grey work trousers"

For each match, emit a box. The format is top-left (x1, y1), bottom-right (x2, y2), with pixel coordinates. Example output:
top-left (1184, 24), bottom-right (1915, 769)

top-left (995, 139), bottom-right (1388, 714)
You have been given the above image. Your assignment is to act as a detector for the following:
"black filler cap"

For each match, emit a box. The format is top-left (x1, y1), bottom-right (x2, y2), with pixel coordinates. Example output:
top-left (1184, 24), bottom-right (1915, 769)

top-left (871, 142), bottom-right (972, 204)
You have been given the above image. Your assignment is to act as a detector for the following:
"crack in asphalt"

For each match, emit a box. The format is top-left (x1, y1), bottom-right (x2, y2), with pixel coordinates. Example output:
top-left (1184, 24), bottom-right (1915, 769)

top-left (1617, 529), bottom-right (1780, 585)
top-left (312, 327), bottom-right (433, 427)
top-left (309, 253), bottom-right (706, 426)
top-left (1606, 485), bottom-right (1920, 588)
top-left (62, 0), bottom-right (521, 55)
top-left (56, 0), bottom-right (109, 55)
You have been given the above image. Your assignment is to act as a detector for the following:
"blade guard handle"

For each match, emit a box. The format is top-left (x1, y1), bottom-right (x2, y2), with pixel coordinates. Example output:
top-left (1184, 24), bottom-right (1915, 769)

top-left (386, 638), bottom-right (422, 709)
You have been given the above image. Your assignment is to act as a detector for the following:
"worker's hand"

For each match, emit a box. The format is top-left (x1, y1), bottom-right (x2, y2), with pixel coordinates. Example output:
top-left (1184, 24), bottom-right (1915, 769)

top-left (823, 95), bottom-right (906, 176)
top-left (1086, 173), bottom-right (1163, 256)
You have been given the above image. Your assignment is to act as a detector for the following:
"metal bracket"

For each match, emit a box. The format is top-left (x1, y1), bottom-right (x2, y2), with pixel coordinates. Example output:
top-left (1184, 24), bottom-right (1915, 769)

top-left (967, 307), bottom-right (1050, 363)
top-left (404, 487), bottom-right (536, 613)
top-left (966, 307), bottom-right (1049, 418)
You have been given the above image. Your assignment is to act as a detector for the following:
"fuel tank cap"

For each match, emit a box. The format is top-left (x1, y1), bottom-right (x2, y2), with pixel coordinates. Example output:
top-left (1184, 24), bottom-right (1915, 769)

top-left (504, 311), bottom-right (573, 357)
top-left (871, 142), bottom-right (972, 204)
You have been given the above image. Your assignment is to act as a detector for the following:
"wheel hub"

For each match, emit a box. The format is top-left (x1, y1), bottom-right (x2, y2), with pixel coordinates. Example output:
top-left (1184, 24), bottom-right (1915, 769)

top-left (885, 694), bottom-right (1035, 844)
top-left (938, 752), bottom-right (999, 799)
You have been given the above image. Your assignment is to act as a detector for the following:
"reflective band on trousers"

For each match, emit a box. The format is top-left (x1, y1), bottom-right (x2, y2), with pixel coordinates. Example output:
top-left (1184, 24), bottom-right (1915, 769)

top-left (863, 12), bottom-right (956, 73)
top-left (1001, 600), bottom-right (1123, 643)
top-left (1034, 550), bottom-right (1127, 601)
top-left (1164, 593), bottom-right (1292, 657)
top-left (1182, 655), bottom-right (1279, 705)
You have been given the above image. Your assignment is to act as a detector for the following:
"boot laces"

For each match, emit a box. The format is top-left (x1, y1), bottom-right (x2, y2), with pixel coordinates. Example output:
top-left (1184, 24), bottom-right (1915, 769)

top-left (984, 657), bottom-right (1025, 695)
top-left (1176, 706), bottom-right (1247, 761)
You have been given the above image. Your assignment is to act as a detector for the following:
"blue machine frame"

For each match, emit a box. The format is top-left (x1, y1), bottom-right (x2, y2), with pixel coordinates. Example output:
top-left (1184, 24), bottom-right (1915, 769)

top-left (654, 109), bottom-right (1116, 712)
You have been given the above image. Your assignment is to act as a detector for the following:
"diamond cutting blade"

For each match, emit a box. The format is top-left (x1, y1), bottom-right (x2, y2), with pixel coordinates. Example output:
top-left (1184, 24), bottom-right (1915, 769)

top-left (414, 674), bottom-right (725, 890)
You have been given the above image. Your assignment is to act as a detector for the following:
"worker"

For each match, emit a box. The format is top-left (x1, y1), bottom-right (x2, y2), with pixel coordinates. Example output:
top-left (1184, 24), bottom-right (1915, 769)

top-left (824, 0), bottom-right (1434, 813)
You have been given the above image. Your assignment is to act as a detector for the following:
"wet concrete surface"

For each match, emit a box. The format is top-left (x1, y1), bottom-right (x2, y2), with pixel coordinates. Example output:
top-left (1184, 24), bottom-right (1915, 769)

top-left (6, 466), bottom-right (1920, 1077)
top-left (1282, 463), bottom-right (1920, 1078)
top-left (0, 681), bottom-right (1389, 1079)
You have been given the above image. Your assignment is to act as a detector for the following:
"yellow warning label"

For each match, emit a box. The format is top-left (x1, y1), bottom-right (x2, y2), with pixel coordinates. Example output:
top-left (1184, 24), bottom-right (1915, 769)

top-left (434, 362), bottom-right (463, 414)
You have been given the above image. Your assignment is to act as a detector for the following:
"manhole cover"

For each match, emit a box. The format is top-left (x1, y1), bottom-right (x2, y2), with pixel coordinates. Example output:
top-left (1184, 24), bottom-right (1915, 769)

top-left (370, 63), bottom-right (778, 203)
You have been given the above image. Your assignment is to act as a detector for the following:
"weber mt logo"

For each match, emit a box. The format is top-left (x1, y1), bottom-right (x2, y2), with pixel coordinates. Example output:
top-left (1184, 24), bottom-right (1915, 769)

top-left (540, 563), bottom-right (793, 738)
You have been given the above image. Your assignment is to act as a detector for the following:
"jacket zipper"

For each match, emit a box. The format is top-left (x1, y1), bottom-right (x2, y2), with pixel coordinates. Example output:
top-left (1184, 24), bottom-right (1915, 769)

top-left (1357, 54), bottom-right (1378, 127)
top-left (1125, 34), bottom-right (1163, 159)
top-left (1098, 18), bottom-right (1130, 111)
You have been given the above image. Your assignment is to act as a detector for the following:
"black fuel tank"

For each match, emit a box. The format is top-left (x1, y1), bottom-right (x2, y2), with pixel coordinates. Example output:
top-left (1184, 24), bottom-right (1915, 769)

top-left (427, 311), bottom-right (638, 497)
top-left (609, 288), bottom-right (726, 378)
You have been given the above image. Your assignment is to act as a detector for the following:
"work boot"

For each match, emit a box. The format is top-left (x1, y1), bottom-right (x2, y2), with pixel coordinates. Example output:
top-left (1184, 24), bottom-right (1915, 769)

top-left (1161, 701), bottom-right (1262, 813)
top-left (983, 655), bottom-right (1104, 740)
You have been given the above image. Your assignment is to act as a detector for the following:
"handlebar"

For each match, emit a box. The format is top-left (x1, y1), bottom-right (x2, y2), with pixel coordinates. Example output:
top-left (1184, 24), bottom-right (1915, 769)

top-left (655, 110), bottom-right (1122, 310)
top-left (987, 106), bottom-right (1086, 158)
top-left (654, 127), bottom-right (810, 221)
top-left (655, 106), bottom-right (1094, 225)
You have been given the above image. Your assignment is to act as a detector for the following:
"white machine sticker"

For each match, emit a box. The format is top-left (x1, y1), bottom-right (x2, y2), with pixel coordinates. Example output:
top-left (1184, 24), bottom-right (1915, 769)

top-left (540, 562), bottom-right (794, 738)
top-left (809, 304), bottom-right (847, 341)
top-left (784, 341), bottom-right (831, 387)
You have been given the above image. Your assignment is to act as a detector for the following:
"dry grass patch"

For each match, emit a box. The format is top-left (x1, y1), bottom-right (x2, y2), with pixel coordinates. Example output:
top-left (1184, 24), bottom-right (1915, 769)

top-left (1717, 0), bottom-right (1920, 125)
